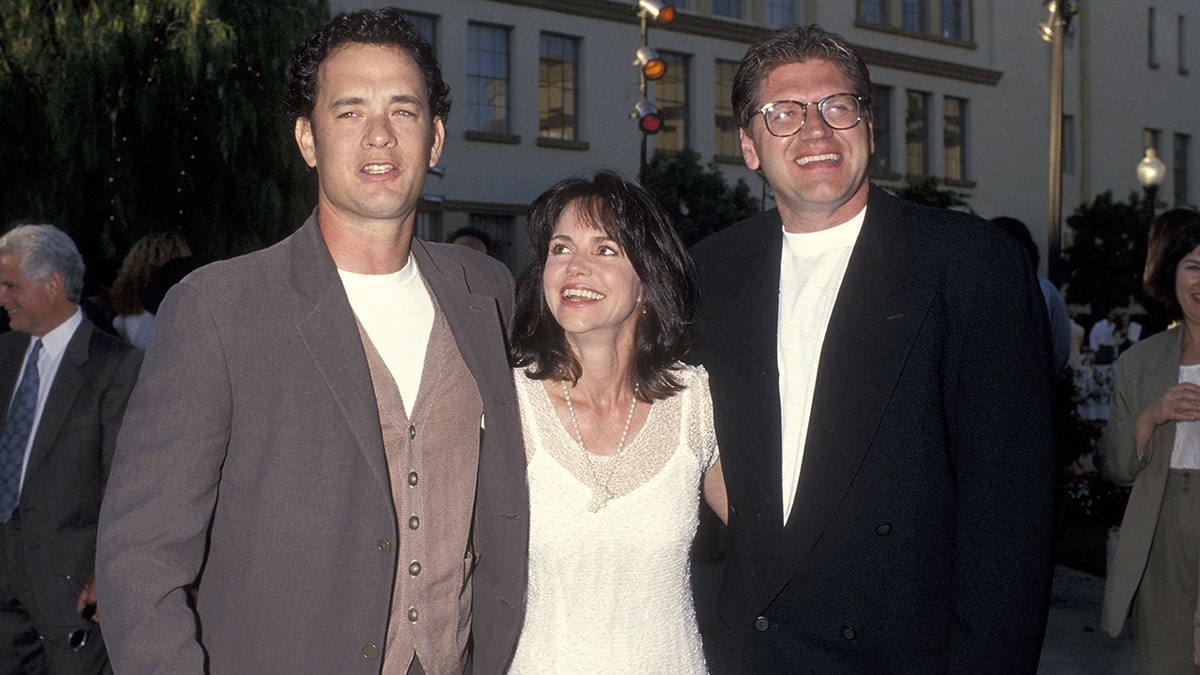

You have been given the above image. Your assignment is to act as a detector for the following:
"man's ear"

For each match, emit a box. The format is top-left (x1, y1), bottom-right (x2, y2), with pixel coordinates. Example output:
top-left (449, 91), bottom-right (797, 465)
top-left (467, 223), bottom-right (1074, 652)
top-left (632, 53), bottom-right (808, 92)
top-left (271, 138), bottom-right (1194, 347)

top-left (295, 117), bottom-right (317, 168)
top-left (739, 128), bottom-right (761, 172)
top-left (428, 116), bottom-right (445, 168)
top-left (44, 270), bottom-right (66, 299)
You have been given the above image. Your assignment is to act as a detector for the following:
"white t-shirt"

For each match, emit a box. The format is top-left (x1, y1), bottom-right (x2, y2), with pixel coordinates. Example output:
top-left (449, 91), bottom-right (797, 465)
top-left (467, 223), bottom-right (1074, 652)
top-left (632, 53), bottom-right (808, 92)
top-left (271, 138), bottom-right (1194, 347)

top-left (338, 254), bottom-right (433, 410)
top-left (777, 208), bottom-right (865, 523)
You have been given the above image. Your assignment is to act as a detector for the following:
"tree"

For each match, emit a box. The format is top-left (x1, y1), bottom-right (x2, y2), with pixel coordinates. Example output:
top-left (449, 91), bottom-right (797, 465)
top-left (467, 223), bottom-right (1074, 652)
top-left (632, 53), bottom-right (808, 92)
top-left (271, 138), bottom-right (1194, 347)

top-left (1060, 190), bottom-right (1148, 313)
top-left (892, 176), bottom-right (972, 211)
top-left (0, 0), bottom-right (329, 265)
top-left (640, 149), bottom-right (760, 246)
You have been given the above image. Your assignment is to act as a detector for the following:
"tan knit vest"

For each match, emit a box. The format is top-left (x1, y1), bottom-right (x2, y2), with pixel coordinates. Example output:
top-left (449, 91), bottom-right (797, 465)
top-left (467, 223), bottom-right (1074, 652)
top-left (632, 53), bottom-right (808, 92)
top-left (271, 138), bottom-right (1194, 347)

top-left (357, 302), bottom-right (482, 675)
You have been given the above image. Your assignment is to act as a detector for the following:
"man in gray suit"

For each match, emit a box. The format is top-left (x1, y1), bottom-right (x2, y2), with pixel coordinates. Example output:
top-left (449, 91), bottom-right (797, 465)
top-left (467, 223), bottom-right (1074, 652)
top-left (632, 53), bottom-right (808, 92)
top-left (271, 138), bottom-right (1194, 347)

top-left (0, 224), bottom-right (142, 674)
top-left (96, 9), bottom-right (528, 674)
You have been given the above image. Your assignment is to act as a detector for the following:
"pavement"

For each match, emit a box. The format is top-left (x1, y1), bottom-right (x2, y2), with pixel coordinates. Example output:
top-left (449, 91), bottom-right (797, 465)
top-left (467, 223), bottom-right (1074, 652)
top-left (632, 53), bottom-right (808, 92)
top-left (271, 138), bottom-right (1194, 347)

top-left (692, 563), bottom-right (1138, 673)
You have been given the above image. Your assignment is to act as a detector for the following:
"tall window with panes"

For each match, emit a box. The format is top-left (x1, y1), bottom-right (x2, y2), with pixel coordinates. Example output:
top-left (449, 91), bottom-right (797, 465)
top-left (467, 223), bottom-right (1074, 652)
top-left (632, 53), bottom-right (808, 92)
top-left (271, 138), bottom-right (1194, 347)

top-left (1175, 134), bottom-right (1191, 205)
top-left (943, 96), bottom-right (968, 181)
top-left (765, 0), bottom-right (794, 27)
top-left (538, 33), bottom-right (580, 141)
top-left (905, 90), bottom-right (930, 177)
top-left (467, 23), bottom-right (511, 134)
top-left (712, 0), bottom-right (742, 19)
top-left (656, 52), bottom-right (690, 152)
top-left (714, 60), bottom-right (741, 160)
top-left (870, 84), bottom-right (893, 175)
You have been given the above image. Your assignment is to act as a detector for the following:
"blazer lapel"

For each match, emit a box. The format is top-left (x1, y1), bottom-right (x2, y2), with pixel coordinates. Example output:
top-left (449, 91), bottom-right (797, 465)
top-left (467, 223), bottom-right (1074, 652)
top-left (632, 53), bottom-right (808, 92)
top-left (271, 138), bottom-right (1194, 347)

top-left (410, 240), bottom-right (509, 407)
top-left (289, 216), bottom-right (391, 492)
top-left (771, 186), bottom-right (934, 583)
top-left (25, 321), bottom-right (89, 480)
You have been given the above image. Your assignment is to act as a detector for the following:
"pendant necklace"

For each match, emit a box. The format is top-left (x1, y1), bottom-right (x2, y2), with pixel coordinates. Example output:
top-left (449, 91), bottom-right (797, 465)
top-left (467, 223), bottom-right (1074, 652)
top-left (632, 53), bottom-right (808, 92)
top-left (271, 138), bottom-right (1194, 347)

top-left (562, 381), bottom-right (638, 512)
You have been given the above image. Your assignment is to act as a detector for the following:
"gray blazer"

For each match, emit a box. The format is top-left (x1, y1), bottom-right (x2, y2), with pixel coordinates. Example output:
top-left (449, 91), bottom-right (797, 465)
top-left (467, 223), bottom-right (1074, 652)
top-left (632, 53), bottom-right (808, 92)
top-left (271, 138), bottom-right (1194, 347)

top-left (1100, 326), bottom-right (1181, 637)
top-left (96, 214), bottom-right (528, 673)
top-left (0, 320), bottom-right (140, 631)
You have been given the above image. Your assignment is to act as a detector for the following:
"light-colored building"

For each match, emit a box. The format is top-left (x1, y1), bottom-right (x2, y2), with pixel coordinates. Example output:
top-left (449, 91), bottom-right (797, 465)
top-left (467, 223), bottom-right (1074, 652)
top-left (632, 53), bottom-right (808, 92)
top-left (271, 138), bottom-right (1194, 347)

top-left (334, 0), bottom-right (1197, 277)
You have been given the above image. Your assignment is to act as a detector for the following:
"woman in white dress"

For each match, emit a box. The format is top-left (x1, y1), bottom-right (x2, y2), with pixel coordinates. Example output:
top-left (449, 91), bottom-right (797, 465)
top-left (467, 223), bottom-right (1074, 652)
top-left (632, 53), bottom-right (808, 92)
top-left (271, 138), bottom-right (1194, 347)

top-left (508, 170), bottom-right (728, 673)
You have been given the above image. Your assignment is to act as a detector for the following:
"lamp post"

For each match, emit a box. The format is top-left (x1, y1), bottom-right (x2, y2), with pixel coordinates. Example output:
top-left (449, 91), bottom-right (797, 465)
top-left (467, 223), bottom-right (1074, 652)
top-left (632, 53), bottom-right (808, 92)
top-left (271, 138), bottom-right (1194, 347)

top-left (1040, 0), bottom-right (1078, 287)
top-left (1136, 148), bottom-right (1167, 226)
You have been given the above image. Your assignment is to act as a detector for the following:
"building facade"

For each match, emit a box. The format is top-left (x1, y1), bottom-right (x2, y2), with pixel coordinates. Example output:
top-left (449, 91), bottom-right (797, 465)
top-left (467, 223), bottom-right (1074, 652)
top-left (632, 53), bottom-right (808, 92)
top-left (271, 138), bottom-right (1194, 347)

top-left (334, 0), bottom-right (1197, 278)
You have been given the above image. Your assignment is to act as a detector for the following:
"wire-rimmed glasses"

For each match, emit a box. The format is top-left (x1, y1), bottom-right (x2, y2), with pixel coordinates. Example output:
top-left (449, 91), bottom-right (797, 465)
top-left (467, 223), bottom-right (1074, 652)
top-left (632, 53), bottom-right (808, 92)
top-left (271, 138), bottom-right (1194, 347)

top-left (756, 93), bottom-right (867, 137)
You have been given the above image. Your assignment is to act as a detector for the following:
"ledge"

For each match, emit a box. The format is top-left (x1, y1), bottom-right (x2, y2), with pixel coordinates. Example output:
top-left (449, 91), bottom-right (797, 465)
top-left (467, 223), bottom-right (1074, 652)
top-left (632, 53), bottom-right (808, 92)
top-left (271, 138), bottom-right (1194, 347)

top-left (465, 131), bottom-right (521, 145)
top-left (536, 137), bottom-right (590, 151)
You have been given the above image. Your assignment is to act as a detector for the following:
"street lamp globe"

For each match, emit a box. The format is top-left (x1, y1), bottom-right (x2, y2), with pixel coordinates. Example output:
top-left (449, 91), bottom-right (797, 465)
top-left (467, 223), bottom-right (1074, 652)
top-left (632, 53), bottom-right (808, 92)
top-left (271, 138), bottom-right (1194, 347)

top-left (1137, 148), bottom-right (1167, 192)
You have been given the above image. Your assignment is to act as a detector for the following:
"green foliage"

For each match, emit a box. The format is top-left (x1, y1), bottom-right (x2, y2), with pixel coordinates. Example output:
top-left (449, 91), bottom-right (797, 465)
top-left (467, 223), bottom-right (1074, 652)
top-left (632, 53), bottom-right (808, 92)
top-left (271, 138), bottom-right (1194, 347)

top-left (893, 176), bottom-right (972, 211)
top-left (0, 0), bottom-right (329, 266)
top-left (639, 149), bottom-right (761, 246)
top-left (1061, 190), bottom-right (1148, 311)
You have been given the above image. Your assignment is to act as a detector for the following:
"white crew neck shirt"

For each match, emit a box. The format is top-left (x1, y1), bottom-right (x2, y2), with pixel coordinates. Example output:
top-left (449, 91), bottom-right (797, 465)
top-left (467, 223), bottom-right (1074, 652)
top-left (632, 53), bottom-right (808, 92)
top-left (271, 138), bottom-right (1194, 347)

top-left (338, 254), bottom-right (433, 410)
top-left (778, 207), bottom-right (866, 524)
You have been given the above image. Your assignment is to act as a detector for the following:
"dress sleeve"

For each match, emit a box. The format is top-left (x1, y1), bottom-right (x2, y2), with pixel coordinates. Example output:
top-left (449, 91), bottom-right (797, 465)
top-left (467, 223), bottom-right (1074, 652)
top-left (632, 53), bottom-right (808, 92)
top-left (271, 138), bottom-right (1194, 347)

top-left (686, 364), bottom-right (720, 472)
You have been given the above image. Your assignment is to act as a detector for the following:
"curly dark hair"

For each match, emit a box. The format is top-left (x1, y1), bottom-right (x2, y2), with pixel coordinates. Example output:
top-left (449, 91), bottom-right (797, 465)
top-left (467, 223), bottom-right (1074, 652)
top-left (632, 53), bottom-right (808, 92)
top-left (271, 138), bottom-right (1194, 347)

top-left (286, 8), bottom-right (450, 123)
top-left (733, 24), bottom-right (872, 131)
top-left (1145, 208), bottom-right (1200, 322)
top-left (511, 170), bottom-right (697, 403)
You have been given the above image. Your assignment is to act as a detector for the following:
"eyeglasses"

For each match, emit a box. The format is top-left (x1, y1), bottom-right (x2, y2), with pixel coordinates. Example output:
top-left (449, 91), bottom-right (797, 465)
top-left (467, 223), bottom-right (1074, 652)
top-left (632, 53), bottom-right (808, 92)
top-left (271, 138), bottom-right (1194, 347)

top-left (755, 93), bottom-right (867, 137)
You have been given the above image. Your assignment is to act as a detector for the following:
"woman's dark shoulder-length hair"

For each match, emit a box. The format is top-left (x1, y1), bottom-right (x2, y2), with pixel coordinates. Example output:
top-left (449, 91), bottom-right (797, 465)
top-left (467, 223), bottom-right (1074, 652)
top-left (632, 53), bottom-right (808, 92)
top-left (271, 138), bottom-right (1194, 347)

top-left (510, 169), bottom-right (697, 402)
top-left (1145, 208), bottom-right (1200, 322)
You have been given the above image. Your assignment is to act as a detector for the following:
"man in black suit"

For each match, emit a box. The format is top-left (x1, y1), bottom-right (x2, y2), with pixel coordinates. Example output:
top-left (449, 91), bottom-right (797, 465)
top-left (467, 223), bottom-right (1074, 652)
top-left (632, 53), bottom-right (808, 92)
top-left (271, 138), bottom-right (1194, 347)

top-left (0, 225), bottom-right (141, 673)
top-left (691, 25), bottom-right (1056, 672)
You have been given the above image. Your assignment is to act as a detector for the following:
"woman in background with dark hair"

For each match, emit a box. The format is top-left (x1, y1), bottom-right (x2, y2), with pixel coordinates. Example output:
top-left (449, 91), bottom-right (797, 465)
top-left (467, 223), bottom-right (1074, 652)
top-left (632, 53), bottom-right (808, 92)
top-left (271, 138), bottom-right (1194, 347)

top-left (1101, 209), bottom-right (1200, 672)
top-left (508, 170), bottom-right (726, 673)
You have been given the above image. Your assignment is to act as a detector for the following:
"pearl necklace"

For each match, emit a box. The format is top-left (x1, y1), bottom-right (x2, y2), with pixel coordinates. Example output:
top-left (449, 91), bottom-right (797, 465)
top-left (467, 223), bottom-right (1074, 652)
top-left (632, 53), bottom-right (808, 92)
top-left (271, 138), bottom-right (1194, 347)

top-left (562, 382), bottom-right (638, 512)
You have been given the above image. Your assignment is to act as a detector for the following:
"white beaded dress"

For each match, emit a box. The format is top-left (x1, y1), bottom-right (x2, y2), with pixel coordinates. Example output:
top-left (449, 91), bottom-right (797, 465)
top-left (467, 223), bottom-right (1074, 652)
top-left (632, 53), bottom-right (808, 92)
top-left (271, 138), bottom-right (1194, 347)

top-left (508, 364), bottom-right (718, 674)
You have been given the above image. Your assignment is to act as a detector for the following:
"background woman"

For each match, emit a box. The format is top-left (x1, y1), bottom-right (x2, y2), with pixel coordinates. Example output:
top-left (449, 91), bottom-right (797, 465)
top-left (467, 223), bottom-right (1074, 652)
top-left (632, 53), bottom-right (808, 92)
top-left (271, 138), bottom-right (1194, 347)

top-left (508, 170), bottom-right (726, 673)
top-left (1101, 209), bottom-right (1200, 673)
top-left (110, 232), bottom-right (190, 348)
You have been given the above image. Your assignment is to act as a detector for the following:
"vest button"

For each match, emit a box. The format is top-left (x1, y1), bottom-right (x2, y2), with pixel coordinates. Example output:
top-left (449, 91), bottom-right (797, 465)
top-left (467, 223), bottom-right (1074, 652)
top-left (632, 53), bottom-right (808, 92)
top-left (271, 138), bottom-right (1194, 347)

top-left (361, 643), bottom-right (379, 659)
top-left (376, 539), bottom-right (391, 553)
top-left (407, 607), bottom-right (419, 622)
top-left (409, 561), bottom-right (421, 576)
top-left (875, 522), bottom-right (892, 536)
top-left (842, 626), bottom-right (857, 640)
top-left (408, 515), bottom-right (420, 530)
top-left (408, 424), bottom-right (416, 439)
top-left (408, 471), bottom-right (418, 486)
top-left (754, 616), bottom-right (770, 632)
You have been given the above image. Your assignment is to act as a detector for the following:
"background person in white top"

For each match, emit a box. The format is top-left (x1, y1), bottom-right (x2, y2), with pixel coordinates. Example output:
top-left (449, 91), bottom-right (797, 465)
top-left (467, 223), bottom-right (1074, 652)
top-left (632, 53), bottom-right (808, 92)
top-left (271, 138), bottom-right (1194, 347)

top-left (1101, 211), bottom-right (1200, 673)
top-left (690, 24), bottom-right (1056, 673)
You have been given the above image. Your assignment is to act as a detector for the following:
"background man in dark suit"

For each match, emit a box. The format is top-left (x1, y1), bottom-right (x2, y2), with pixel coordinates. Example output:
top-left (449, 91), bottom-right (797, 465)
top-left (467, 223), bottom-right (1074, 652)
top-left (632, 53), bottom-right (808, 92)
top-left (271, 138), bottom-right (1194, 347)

top-left (691, 25), bottom-right (1056, 672)
top-left (0, 224), bottom-right (141, 674)
top-left (97, 8), bottom-right (527, 674)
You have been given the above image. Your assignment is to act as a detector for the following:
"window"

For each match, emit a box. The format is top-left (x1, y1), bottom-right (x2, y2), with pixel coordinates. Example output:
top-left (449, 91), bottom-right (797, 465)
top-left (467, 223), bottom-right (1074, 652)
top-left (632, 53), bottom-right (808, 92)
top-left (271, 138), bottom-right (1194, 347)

top-left (940, 0), bottom-right (965, 40)
top-left (1180, 15), bottom-right (1189, 73)
top-left (870, 84), bottom-right (893, 174)
top-left (467, 23), bottom-right (511, 134)
top-left (415, 211), bottom-right (439, 242)
top-left (403, 12), bottom-right (437, 48)
top-left (656, 52), bottom-right (690, 152)
top-left (859, 0), bottom-right (888, 24)
top-left (1175, 133), bottom-right (1191, 205)
top-left (902, 0), bottom-right (927, 32)
top-left (1149, 7), bottom-right (1159, 68)
top-left (943, 96), bottom-right (967, 181)
top-left (905, 90), bottom-right (930, 177)
top-left (765, 0), bottom-right (794, 27)
top-left (712, 0), bottom-right (742, 19)
top-left (539, 33), bottom-right (580, 141)
top-left (714, 60), bottom-right (740, 159)
top-left (1062, 114), bottom-right (1076, 175)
